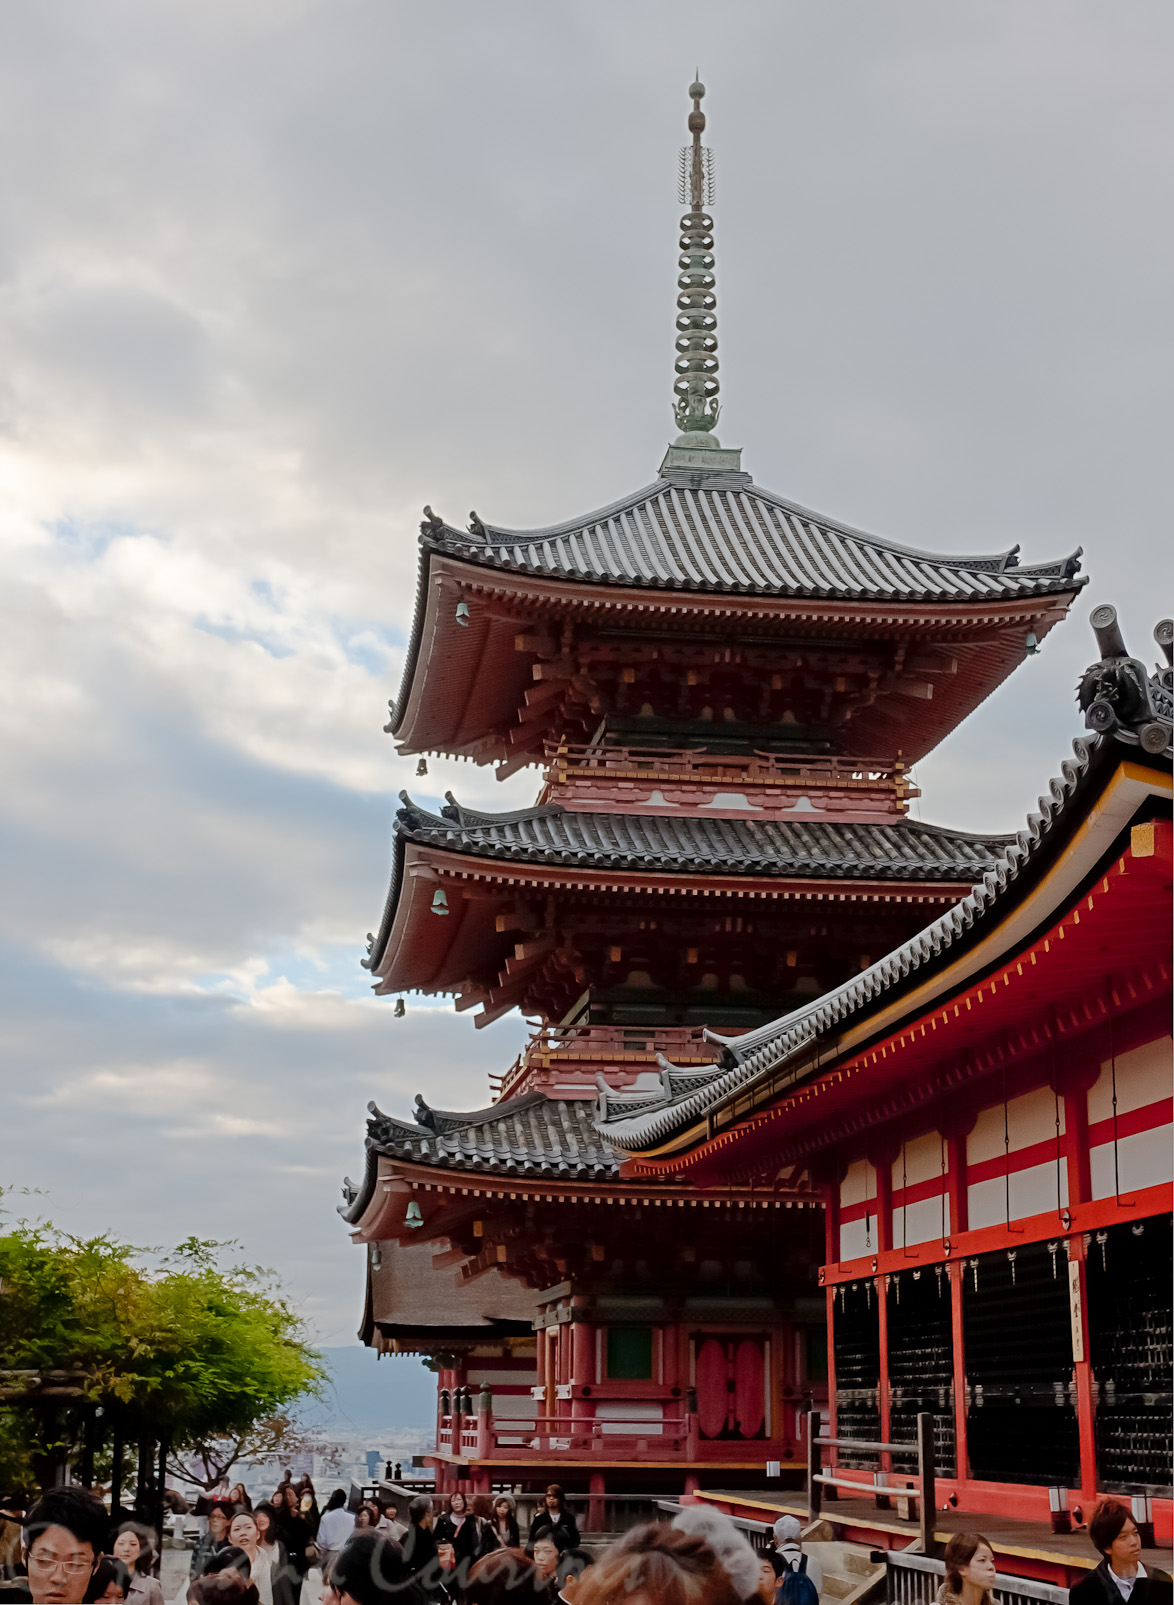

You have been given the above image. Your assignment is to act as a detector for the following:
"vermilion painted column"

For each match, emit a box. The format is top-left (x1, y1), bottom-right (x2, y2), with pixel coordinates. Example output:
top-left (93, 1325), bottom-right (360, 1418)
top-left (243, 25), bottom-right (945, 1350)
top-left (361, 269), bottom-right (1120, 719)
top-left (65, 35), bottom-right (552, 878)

top-left (945, 1125), bottom-right (970, 1491)
top-left (572, 1306), bottom-right (594, 1443)
top-left (825, 1282), bottom-right (838, 1445)
top-left (1062, 1077), bottom-right (1095, 1210)
top-left (1068, 1233), bottom-right (1099, 1505)
top-left (949, 1260), bottom-right (968, 1490)
top-left (946, 1134), bottom-right (969, 1237)
top-left (540, 1327), bottom-right (555, 1437)
top-left (824, 1181), bottom-right (840, 1268)
top-left (1062, 1054), bottom-right (1100, 1503)
top-left (588, 1472), bottom-right (607, 1532)
top-left (875, 1161), bottom-right (894, 1254)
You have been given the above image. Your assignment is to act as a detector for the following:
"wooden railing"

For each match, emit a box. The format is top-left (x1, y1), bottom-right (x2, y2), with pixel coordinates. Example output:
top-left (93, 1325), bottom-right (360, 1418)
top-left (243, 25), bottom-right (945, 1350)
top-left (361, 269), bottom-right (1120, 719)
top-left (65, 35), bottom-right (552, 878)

top-left (438, 1399), bottom-right (697, 1461)
top-left (491, 1023), bottom-right (722, 1102)
top-left (544, 741), bottom-right (911, 792)
top-left (806, 1409), bottom-right (937, 1554)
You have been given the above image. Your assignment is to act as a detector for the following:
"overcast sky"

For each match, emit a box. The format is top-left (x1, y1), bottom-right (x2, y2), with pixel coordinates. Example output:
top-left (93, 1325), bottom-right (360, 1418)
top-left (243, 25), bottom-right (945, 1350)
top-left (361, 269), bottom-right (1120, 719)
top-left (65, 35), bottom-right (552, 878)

top-left (1, 2), bottom-right (1170, 1361)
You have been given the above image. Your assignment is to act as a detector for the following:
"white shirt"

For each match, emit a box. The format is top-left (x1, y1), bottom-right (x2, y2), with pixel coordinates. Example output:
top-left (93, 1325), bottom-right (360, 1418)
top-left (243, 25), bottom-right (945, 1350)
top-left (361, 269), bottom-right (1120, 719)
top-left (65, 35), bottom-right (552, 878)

top-left (1109, 1564), bottom-right (1146, 1600)
top-left (318, 1508), bottom-right (356, 1551)
top-left (247, 1549), bottom-right (273, 1605)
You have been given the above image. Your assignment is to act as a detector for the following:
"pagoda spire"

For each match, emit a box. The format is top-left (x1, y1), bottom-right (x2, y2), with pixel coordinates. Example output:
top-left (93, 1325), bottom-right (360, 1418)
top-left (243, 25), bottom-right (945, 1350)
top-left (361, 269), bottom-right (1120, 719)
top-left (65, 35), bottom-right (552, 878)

top-left (661, 77), bottom-right (742, 477)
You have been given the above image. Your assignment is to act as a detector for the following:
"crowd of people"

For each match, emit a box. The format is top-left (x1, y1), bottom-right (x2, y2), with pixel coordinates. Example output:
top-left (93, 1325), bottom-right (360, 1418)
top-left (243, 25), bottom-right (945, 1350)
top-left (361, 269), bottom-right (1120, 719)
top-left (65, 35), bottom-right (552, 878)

top-left (5, 1478), bottom-right (1170, 1605)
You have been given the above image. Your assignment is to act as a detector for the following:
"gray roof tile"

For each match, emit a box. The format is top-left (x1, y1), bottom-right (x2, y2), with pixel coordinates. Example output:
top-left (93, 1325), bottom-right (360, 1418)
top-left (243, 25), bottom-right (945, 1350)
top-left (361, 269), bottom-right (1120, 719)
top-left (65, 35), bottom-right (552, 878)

top-left (425, 476), bottom-right (1084, 602)
top-left (396, 796), bottom-right (1011, 881)
top-left (365, 1092), bottom-right (620, 1179)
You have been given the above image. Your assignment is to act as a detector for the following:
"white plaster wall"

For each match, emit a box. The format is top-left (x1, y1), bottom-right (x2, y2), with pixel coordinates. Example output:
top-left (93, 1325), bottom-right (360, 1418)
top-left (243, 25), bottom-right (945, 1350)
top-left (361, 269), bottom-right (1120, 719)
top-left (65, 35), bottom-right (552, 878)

top-left (595, 1401), bottom-right (664, 1435)
top-left (968, 1158), bottom-right (1068, 1229)
top-left (893, 1192), bottom-right (948, 1247)
top-left (1087, 1035), bottom-right (1173, 1122)
top-left (840, 1157), bottom-right (876, 1208)
top-left (968, 1084), bottom-right (1065, 1166)
top-left (890, 1130), bottom-right (946, 1189)
top-left (1090, 1123), bottom-right (1174, 1199)
top-left (839, 1216), bottom-right (874, 1261)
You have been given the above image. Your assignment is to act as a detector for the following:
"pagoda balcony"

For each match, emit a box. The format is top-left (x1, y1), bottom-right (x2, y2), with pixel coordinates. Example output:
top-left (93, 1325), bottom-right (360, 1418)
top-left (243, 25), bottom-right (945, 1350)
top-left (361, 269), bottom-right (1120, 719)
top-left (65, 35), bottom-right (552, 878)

top-left (491, 1022), bottom-right (724, 1104)
top-left (540, 741), bottom-right (919, 823)
top-left (436, 1388), bottom-right (813, 1468)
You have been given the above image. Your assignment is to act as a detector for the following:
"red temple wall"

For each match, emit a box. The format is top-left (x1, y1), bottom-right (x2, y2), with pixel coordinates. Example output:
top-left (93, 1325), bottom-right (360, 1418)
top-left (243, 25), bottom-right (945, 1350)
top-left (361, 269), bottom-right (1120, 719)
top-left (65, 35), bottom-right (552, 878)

top-left (819, 1000), bottom-right (1172, 1536)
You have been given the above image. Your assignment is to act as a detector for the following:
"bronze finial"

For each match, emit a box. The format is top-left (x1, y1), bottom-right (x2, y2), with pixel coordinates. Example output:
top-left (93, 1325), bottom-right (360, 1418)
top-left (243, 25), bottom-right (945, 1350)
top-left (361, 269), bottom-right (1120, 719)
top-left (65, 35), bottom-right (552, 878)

top-left (673, 76), bottom-right (721, 441)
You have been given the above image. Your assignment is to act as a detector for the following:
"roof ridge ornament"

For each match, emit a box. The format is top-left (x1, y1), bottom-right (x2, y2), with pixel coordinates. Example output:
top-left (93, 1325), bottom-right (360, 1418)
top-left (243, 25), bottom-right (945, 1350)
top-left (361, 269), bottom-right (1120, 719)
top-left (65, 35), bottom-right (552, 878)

top-left (660, 77), bottom-right (743, 480)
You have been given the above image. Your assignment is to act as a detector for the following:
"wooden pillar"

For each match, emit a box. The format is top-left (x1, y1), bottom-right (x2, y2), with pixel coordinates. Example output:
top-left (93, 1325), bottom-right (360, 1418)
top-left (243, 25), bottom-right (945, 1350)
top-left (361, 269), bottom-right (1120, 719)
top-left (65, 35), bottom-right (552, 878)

top-left (587, 1472), bottom-right (606, 1533)
top-left (874, 1157), bottom-right (894, 1254)
top-left (917, 1412), bottom-right (937, 1556)
top-left (825, 1283), bottom-right (838, 1439)
top-left (876, 1275), bottom-right (892, 1456)
top-left (1062, 1082), bottom-right (1093, 1210)
top-left (823, 1181), bottom-right (840, 1269)
top-left (572, 1311), bottom-right (594, 1442)
top-left (806, 1408), bottom-right (822, 1524)
top-left (542, 1329), bottom-right (556, 1427)
top-left (946, 1134), bottom-right (969, 1238)
top-left (1067, 1234), bottom-right (1099, 1505)
top-left (476, 1389), bottom-right (492, 1460)
top-left (572, 1313), bottom-right (593, 1384)
top-left (949, 1260), bottom-right (968, 1488)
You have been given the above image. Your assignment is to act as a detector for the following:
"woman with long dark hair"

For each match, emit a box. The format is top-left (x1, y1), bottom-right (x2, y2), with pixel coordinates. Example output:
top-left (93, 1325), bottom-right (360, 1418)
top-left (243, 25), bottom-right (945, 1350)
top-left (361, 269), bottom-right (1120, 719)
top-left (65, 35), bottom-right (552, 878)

top-left (111, 1524), bottom-right (164, 1605)
top-left (274, 1485), bottom-right (312, 1593)
top-left (434, 1492), bottom-right (482, 1567)
top-left (487, 1496), bottom-right (519, 1552)
top-left (527, 1487), bottom-right (578, 1552)
top-left (935, 1534), bottom-right (998, 1605)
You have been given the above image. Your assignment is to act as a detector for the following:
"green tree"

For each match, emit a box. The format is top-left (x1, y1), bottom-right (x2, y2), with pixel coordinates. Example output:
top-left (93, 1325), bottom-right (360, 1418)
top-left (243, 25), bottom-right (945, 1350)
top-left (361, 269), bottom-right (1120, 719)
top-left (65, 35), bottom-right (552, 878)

top-left (0, 1213), bottom-right (327, 1497)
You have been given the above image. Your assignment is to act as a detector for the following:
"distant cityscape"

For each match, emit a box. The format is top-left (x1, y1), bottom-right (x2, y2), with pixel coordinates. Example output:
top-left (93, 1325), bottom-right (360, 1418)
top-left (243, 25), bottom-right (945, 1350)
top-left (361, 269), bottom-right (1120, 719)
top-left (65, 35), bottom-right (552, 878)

top-left (208, 1348), bottom-right (436, 1500)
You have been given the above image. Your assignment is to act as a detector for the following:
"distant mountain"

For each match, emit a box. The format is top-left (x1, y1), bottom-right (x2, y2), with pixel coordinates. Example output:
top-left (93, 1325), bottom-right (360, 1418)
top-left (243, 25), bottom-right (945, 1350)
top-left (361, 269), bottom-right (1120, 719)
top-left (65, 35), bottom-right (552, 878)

top-left (300, 1346), bottom-right (436, 1432)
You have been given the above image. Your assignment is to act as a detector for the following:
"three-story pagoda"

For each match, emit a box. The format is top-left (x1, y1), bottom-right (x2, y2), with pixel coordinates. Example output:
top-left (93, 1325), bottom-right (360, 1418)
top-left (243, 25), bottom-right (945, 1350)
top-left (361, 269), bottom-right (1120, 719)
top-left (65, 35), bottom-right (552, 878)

top-left (341, 81), bottom-right (1086, 1509)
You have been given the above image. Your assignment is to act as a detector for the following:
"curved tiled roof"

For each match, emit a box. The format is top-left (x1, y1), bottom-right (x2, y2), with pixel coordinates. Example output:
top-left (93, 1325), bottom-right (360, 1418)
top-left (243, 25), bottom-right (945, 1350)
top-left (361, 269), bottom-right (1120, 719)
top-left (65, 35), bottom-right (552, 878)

top-left (395, 794), bottom-right (1011, 881)
top-left (422, 476), bottom-right (1085, 602)
top-left (364, 1091), bottom-right (620, 1179)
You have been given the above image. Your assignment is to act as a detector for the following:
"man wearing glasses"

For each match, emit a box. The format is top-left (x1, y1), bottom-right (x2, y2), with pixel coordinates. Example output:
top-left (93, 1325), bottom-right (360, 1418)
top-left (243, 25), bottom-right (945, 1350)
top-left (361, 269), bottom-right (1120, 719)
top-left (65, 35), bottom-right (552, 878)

top-left (21, 1488), bottom-right (108, 1605)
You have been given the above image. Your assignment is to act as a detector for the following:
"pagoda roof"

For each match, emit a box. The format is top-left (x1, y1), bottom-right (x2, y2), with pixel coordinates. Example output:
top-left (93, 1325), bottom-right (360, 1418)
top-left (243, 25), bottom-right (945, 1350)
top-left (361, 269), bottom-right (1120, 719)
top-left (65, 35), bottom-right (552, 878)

top-left (389, 475), bottom-right (1086, 766)
top-left (594, 632), bottom-right (1173, 1158)
top-left (364, 793), bottom-right (1011, 981)
top-left (414, 474), bottom-right (1083, 605)
top-left (358, 1091), bottom-right (621, 1192)
top-left (401, 794), bottom-right (1008, 881)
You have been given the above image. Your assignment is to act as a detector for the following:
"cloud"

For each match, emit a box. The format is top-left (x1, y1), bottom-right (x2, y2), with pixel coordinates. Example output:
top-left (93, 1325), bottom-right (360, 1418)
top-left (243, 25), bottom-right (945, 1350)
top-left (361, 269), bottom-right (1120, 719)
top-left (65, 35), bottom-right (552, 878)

top-left (0, 0), bottom-right (1169, 1350)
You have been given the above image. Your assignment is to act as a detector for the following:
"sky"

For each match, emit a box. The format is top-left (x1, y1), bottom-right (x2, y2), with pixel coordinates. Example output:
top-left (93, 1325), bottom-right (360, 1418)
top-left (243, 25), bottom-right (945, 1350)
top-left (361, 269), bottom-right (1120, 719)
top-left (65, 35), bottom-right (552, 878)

top-left (1, 2), bottom-right (1171, 1378)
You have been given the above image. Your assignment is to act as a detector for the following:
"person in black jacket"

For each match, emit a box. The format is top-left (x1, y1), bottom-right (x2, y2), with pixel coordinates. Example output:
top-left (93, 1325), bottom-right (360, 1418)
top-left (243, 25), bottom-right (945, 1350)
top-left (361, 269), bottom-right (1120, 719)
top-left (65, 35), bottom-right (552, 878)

top-left (433, 1494), bottom-right (480, 1566)
top-left (1069, 1502), bottom-right (1172, 1605)
top-left (273, 1490), bottom-right (312, 1595)
top-left (402, 1499), bottom-right (443, 1600)
top-left (527, 1488), bottom-right (579, 1552)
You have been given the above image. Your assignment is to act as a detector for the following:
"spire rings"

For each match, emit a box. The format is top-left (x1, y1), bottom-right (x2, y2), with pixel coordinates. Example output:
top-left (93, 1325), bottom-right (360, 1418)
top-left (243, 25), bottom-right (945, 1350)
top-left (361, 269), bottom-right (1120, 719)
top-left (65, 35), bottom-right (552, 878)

top-left (670, 80), bottom-right (721, 438)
